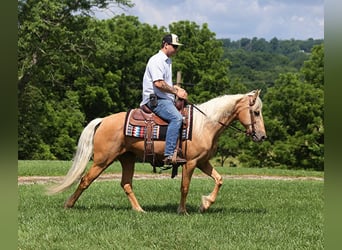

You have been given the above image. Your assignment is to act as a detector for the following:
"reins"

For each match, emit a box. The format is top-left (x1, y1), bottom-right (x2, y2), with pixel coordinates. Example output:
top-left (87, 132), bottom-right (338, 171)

top-left (187, 101), bottom-right (247, 134)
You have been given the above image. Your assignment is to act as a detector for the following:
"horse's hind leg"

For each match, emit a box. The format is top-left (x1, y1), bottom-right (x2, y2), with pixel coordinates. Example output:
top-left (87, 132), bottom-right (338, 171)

top-left (198, 161), bottom-right (223, 213)
top-left (64, 163), bottom-right (108, 208)
top-left (119, 153), bottom-right (145, 212)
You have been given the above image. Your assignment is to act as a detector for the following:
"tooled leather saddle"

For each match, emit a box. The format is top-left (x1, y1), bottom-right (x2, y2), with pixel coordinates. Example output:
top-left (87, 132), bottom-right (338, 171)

top-left (124, 100), bottom-right (193, 170)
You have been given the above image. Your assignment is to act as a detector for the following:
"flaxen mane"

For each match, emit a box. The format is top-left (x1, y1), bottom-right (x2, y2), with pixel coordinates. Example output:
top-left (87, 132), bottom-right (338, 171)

top-left (192, 94), bottom-right (245, 136)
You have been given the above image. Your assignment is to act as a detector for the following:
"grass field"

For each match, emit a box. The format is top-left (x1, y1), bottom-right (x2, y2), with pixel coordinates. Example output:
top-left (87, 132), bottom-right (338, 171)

top-left (18, 160), bottom-right (324, 178)
top-left (18, 161), bottom-right (324, 249)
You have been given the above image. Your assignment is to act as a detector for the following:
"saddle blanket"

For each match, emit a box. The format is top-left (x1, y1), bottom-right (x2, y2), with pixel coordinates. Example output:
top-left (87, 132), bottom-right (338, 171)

top-left (124, 105), bottom-right (193, 141)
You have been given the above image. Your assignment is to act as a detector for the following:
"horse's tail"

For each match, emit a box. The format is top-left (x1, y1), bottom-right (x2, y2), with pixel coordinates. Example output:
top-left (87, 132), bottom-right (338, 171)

top-left (47, 118), bottom-right (103, 195)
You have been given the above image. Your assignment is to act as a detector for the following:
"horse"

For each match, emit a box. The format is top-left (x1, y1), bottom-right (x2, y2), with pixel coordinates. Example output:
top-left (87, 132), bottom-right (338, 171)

top-left (48, 90), bottom-right (266, 214)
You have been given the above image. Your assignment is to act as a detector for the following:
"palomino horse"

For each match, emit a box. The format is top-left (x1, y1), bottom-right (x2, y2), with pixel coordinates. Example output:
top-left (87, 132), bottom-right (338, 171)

top-left (48, 90), bottom-right (266, 214)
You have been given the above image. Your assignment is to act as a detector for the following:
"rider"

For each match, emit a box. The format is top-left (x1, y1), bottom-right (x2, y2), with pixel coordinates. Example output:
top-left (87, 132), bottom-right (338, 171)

top-left (140, 33), bottom-right (188, 165)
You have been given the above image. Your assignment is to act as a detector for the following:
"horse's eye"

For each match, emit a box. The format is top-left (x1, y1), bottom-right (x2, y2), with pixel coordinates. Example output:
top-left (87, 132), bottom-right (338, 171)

top-left (254, 111), bottom-right (260, 116)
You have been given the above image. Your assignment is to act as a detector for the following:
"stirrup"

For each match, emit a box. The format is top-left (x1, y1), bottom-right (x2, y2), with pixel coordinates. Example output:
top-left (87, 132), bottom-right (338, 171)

top-left (159, 165), bottom-right (173, 171)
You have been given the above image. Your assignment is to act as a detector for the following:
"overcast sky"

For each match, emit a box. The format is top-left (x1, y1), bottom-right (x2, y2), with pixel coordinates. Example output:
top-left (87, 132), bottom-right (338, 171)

top-left (95, 0), bottom-right (324, 40)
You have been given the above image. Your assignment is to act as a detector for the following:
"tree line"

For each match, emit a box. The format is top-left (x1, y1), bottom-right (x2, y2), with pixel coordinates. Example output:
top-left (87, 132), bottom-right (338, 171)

top-left (18, 0), bottom-right (323, 171)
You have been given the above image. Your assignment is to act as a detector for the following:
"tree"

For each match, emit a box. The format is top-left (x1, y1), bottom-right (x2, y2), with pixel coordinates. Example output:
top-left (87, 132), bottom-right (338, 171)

top-left (18, 0), bottom-right (134, 159)
top-left (262, 75), bottom-right (323, 169)
top-left (216, 129), bottom-right (246, 167)
top-left (237, 44), bottom-right (324, 170)
top-left (92, 15), bottom-right (165, 111)
top-left (266, 73), bottom-right (323, 135)
top-left (301, 44), bottom-right (324, 89)
top-left (168, 21), bottom-right (232, 103)
top-left (18, 84), bottom-right (53, 159)
top-left (44, 91), bottom-right (85, 159)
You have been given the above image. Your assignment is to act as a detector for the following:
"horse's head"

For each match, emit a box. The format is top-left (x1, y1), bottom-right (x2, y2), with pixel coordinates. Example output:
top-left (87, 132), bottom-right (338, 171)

top-left (236, 90), bottom-right (267, 142)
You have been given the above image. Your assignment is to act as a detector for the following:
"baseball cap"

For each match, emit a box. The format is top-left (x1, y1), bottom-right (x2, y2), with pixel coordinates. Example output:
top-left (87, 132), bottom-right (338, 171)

top-left (162, 33), bottom-right (183, 46)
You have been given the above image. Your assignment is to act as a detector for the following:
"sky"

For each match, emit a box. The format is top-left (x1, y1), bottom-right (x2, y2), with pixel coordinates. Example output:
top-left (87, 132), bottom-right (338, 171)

top-left (94, 0), bottom-right (324, 40)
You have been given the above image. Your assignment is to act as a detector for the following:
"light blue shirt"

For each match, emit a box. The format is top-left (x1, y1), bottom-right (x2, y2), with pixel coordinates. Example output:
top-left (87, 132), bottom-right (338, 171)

top-left (140, 50), bottom-right (175, 106)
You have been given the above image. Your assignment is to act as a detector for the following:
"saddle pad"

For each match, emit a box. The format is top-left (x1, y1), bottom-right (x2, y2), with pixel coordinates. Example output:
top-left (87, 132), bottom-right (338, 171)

top-left (124, 105), bottom-right (193, 141)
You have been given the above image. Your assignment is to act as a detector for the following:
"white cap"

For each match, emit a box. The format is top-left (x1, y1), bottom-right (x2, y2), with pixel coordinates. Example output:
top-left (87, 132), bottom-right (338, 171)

top-left (162, 33), bottom-right (183, 46)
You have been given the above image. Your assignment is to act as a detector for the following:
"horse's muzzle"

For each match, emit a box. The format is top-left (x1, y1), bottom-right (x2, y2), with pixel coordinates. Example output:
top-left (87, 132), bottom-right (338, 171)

top-left (251, 131), bottom-right (267, 142)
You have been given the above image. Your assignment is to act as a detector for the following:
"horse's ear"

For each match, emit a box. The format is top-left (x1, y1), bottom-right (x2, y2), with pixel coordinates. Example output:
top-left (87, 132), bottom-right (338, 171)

top-left (250, 89), bottom-right (260, 106)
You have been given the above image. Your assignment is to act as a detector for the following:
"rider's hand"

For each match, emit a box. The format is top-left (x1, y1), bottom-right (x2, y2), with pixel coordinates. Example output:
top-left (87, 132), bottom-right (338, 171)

top-left (177, 89), bottom-right (188, 100)
top-left (175, 86), bottom-right (188, 100)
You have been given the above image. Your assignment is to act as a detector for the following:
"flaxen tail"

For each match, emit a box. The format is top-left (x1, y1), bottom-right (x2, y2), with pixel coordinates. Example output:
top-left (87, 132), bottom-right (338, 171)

top-left (47, 118), bottom-right (103, 194)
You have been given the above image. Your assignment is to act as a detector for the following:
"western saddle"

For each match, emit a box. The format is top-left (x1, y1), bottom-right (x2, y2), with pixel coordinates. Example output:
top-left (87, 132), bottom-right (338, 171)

top-left (127, 99), bottom-right (189, 178)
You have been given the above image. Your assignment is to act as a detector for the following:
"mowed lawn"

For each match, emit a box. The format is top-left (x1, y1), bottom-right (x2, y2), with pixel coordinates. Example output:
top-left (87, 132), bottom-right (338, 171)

top-left (18, 161), bottom-right (324, 250)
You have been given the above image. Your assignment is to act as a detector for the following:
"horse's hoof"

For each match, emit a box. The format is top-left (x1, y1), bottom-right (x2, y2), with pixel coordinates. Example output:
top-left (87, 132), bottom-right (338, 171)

top-left (64, 204), bottom-right (73, 209)
top-left (133, 207), bottom-right (146, 213)
top-left (199, 195), bottom-right (212, 213)
top-left (177, 207), bottom-right (189, 215)
top-left (64, 200), bottom-right (74, 209)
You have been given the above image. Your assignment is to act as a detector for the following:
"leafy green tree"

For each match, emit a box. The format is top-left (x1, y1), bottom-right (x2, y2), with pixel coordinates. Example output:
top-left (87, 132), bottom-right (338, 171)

top-left (301, 44), bottom-right (324, 89)
top-left (260, 74), bottom-right (323, 169)
top-left (270, 37), bottom-right (280, 53)
top-left (18, 0), bottom-right (133, 159)
top-left (169, 21), bottom-right (232, 103)
top-left (265, 73), bottom-right (323, 136)
top-left (18, 84), bottom-right (53, 159)
top-left (216, 129), bottom-right (246, 167)
top-left (238, 43), bottom-right (324, 170)
top-left (44, 91), bottom-right (85, 159)
top-left (94, 15), bottom-right (164, 111)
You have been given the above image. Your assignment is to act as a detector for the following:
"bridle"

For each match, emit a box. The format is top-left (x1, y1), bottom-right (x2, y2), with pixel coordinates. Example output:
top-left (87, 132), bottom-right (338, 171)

top-left (247, 95), bottom-right (257, 138)
top-left (189, 95), bottom-right (257, 137)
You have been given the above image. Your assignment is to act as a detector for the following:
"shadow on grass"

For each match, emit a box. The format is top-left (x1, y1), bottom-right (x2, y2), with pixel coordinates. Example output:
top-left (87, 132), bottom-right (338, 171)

top-left (143, 203), bottom-right (194, 213)
top-left (70, 203), bottom-right (187, 213)
top-left (70, 203), bottom-right (267, 215)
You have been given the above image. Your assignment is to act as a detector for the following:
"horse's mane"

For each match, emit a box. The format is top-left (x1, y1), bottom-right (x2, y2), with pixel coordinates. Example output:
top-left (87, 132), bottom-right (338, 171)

top-left (192, 94), bottom-right (244, 135)
top-left (192, 91), bottom-right (262, 135)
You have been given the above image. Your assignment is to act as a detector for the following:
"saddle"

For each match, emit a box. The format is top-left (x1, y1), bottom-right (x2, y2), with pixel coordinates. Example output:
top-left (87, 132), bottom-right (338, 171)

top-left (128, 105), bottom-right (168, 127)
top-left (124, 100), bottom-right (193, 177)
top-left (128, 104), bottom-right (190, 128)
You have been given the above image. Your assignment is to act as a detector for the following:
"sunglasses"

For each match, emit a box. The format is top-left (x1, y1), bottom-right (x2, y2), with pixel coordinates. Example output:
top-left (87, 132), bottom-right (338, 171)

top-left (171, 44), bottom-right (179, 49)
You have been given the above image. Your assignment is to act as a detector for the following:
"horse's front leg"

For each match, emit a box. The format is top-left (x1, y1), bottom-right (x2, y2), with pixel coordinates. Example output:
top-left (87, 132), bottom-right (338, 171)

top-left (198, 161), bottom-right (223, 213)
top-left (119, 153), bottom-right (145, 212)
top-left (178, 163), bottom-right (195, 215)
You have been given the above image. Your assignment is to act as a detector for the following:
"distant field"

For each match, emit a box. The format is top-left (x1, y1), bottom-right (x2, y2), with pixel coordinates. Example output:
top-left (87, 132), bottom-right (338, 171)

top-left (18, 160), bottom-right (323, 249)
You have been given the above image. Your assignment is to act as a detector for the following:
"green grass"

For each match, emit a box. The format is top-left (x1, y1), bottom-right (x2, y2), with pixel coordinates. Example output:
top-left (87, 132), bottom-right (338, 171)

top-left (19, 178), bottom-right (323, 249)
top-left (18, 160), bottom-right (324, 249)
top-left (18, 160), bottom-right (324, 178)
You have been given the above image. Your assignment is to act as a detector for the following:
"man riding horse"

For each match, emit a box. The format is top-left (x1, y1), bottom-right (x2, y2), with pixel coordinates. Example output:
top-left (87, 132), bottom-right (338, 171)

top-left (140, 33), bottom-right (188, 165)
top-left (48, 35), bottom-right (267, 214)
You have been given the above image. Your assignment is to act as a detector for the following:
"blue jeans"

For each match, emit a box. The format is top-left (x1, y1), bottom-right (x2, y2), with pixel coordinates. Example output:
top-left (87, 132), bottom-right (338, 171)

top-left (148, 98), bottom-right (183, 156)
